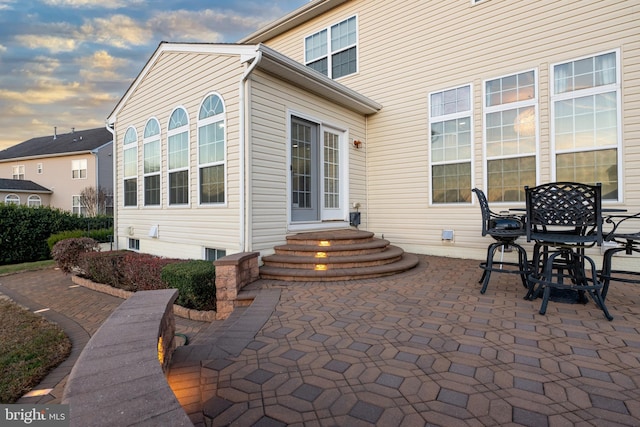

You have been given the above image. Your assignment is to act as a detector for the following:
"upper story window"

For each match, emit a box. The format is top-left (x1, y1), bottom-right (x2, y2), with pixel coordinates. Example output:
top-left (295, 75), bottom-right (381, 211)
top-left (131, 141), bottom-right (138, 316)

top-left (198, 94), bottom-right (226, 205)
top-left (12, 165), bottom-right (24, 180)
top-left (305, 15), bottom-right (357, 79)
top-left (484, 70), bottom-right (537, 202)
top-left (4, 194), bottom-right (20, 205)
top-left (429, 85), bottom-right (472, 204)
top-left (143, 118), bottom-right (161, 206)
top-left (28, 195), bottom-right (42, 207)
top-left (123, 126), bottom-right (138, 207)
top-left (37, 163), bottom-right (43, 174)
top-left (551, 50), bottom-right (620, 200)
top-left (71, 159), bottom-right (87, 179)
top-left (168, 107), bottom-right (189, 205)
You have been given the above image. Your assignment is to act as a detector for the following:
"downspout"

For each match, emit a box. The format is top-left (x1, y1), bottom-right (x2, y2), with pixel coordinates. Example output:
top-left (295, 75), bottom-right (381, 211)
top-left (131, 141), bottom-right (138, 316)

top-left (238, 48), bottom-right (262, 252)
top-left (106, 122), bottom-right (116, 249)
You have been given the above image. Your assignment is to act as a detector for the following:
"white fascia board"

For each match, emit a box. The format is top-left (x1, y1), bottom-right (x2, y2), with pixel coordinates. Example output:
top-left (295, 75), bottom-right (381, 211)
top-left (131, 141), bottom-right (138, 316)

top-left (239, 0), bottom-right (349, 44)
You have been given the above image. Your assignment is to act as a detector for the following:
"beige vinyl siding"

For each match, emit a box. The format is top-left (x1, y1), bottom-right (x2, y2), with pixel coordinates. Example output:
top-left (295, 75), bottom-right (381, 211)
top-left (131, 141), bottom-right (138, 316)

top-left (248, 70), bottom-right (367, 252)
top-left (264, 0), bottom-right (640, 261)
top-left (115, 52), bottom-right (244, 258)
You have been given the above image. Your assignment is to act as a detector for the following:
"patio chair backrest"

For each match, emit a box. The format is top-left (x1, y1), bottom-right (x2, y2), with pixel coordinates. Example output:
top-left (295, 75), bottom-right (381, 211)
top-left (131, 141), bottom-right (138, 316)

top-left (472, 188), bottom-right (492, 236)
top-left (525, 182), bottom-right (603, 243)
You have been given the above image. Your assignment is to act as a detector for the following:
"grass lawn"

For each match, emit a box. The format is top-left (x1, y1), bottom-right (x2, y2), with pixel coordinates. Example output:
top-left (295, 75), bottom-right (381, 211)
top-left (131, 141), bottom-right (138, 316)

top-left (0, 260), bottom-right (72, 403)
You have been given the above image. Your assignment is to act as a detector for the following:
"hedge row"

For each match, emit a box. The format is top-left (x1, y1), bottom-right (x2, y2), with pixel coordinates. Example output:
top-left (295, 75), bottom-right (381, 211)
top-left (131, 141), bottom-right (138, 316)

top-left (0, 203), bottom-right (112, 265)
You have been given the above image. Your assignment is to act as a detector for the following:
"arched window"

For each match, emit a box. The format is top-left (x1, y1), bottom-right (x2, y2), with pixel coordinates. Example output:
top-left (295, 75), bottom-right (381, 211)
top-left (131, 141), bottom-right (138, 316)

top-left (198, 93), bottom-right (225, 204)
top-left (123, 127), bottom-right (138, 207)
top-left (4, 194), bottom-right (20, 205)
top-left (27, 195), bottom-right (42, 207)
top-left (143, 118), bottom-right (161, 206)
top-left (167, 107), bottom-right (189, 205)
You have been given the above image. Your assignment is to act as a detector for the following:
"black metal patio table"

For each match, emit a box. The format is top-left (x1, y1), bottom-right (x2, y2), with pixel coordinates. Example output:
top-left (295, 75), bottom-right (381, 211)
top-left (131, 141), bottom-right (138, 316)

top-left (523, 182), bottom-right (612, 320)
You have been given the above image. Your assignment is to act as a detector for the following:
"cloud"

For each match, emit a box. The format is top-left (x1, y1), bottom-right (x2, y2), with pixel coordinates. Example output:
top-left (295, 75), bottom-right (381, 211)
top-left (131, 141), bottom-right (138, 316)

top-left (79, 14), bottom-right (152, 48)
top-left (76, 50), bottom-right (129, 84)
top-left (148, 9), bottom-right (266, 42)
top-left (41, 0), bottom-right (144, 9)
top-left (0, 44), bottom-right (6, 52)
top-left (0, 79), bottom-right (80, 104)
top-left (15, 34), bottom-right (78, 53)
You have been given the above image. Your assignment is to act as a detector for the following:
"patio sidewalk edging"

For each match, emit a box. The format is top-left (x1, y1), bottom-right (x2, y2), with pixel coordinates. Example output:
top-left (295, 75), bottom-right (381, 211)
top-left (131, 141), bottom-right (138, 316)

top-left (62, 289), bottom-right (193, 427)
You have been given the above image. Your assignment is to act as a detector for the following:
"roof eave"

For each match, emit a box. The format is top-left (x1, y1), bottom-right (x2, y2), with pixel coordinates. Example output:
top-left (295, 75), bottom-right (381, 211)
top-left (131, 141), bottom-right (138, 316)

top-left (239, 0), bottom-right (349, 44)
top-left (0, 150), bottom-right (101, 163)
top-left (254, 44), bottom-right (381, 115)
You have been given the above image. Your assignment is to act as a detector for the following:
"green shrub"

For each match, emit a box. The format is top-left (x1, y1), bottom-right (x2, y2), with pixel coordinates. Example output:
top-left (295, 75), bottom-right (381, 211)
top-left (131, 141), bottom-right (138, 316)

top-left (0, 203), bottom-right (112, 265)
top-left (51, 238), bottom-right (100, 273)
top-left (47, 230), bottom-right (86, 251)
top-left (87, 228), bottom-right (114, 244)
top-left (161, 260), bottom-right (216, 311)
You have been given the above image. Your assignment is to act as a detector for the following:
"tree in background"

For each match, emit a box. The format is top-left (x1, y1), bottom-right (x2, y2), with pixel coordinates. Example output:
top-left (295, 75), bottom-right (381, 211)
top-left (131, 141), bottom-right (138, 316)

top-left (80, 186), bottom-right (108, 217)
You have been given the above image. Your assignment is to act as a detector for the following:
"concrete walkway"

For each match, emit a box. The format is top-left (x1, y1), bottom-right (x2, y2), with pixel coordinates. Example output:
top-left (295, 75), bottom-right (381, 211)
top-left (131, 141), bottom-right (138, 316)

top-left (3, 255), bottom-right (640, 426)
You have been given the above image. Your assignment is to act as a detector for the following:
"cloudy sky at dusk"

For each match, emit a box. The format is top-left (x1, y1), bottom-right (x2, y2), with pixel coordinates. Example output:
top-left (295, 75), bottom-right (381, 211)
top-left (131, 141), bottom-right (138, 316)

top-left (0, 0), bottom-right (308, 150)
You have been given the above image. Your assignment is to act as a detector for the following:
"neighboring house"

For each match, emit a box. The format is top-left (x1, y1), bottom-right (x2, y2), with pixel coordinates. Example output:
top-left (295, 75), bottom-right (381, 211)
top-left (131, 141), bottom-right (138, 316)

top-left (107, 0), bottom-right (639, 263)
top-left (0, 128), bottom-right (114, 215)
top-left (0, 178), bottom-right (52, 207)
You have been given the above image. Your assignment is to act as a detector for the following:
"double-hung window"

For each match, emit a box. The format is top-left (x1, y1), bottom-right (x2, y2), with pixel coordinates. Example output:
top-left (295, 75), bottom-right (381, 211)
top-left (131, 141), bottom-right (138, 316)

top-left (484, 70), bottom-right (537, 202)
top-left (123, 127), bottom-right (137, 207)
top-left (143, 118), bottom-right (161, 206)
top-left (429, 85), bottom-right (472, 204)
top-left (72, 195), bottom-right (86, 215)
top-left (552, 50), bottom-right (620, 200)
top-left (198, 94), bottom-right (225, 204)
top-left (12, 165), bottom-right (24, 180)
top-left (168, 107), bottom-right (189, 205)
top-left (305, 16), bottom-right (357, 79)
top-left (71, 159), bottom-right (87, 179)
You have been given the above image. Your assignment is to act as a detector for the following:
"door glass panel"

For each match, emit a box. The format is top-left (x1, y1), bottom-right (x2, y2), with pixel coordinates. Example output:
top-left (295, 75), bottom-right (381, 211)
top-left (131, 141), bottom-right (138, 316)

top-left (324, 131), bottom-right (340, 209)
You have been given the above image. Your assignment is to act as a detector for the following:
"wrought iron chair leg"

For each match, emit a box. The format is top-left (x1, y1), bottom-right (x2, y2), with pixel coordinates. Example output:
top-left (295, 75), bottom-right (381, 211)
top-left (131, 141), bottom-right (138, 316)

top-left (480, 243), bottom-right (499, 294)
top-left (600, 247), bottom-right (625, 300)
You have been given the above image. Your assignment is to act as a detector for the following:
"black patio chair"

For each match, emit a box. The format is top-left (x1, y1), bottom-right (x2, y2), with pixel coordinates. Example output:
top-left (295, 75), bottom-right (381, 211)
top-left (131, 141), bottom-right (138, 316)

top-left (600, 212), bottom-right (640, 299)
top-left (472, 188), bottom-right (529, 294)
top-left (524, 182), bottom-right (612, 320)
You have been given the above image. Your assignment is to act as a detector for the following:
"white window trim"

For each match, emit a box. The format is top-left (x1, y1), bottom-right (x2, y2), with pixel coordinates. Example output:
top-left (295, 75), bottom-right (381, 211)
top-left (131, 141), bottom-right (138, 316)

top-left (71, 159), bottom-right (87, 180)
top-left (37, 163), bottom-right (43, 174)
top-left (303, 14), bottom-right (359, 80)
top-left (549, 49), bottom-right (622, 201)
top-left (72, 194), bottom-right (85, 215)
top-left (27, 195), bottom-right (42, 207)
top-left (12, 165), bottom-right (25, 180)
top-left (197, 93), bottom-right (227, 207)
top-left (5, 194), bottom-right (20, 205)
top-left (143, 118), bottom-right (162, 208)
top-left (482, 69), bottom-right (540, 202)
top-left (428, 83), bottom-right (475, 206)
top-left (167, 106), bottom-right (190, 207)
top-left (123, 126), bottom-right (138, 207)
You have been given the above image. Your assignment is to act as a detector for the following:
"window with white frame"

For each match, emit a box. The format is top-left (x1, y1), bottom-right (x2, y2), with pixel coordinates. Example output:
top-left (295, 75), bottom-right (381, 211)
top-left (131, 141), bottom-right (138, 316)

top-left (12, 165), bottom-right (24, 180)
top-left (552, 50), bottom-right (620, 200)
top-left (71, 159), bottom-right (87, 179)
top-left (128, 238), bottom-right (140, 250)
top-left (72, 195), bottom-right (86, 215)
top-left (123, 127), bottom-right (138, 207)
top-left (198, 94), bottom-right (225, 204)
top-left (484, 70), bottom-right (537, 202)
top-left (4, 194), bottom-right (20, 205)
top-left (37, 163), bottom-right (43, 174)
top-left (168, 107), bottom-right (189, 205)
top-left (143, 118), bottom-right (161, 206)
top-left (429, 85), bottom-right (473, 204)
top-left (205, 247), bottom-right (226, 261)
top-left (305, 15), bottom-right (357, 79)
top-left (27, 195), bottom-right (41, 207)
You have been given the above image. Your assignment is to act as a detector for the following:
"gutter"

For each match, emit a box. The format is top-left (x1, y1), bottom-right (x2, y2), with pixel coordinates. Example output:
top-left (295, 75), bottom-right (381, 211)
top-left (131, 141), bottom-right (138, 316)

top-left (105, 122), bottom-right (117, 249)
top-left (238, 49), bottom-right (263, 252)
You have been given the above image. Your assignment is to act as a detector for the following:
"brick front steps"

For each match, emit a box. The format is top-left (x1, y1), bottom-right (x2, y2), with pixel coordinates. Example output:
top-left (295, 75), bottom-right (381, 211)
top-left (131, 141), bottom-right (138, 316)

top-left (260, 229), bottom-right (419, 281)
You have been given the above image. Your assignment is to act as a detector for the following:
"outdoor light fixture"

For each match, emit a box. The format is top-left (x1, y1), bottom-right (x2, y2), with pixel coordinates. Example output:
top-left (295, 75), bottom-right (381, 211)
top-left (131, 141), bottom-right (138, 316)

top-left (157, 336), bottom-right (164, 365)
top-left (319, 240), bottom-right (330, 247)
top-left (314, 264), bottom-right (327, 271)
top-left (353, 140), bottom-right (363, 148)
top-left (315, 252), bottom-right (327, 258)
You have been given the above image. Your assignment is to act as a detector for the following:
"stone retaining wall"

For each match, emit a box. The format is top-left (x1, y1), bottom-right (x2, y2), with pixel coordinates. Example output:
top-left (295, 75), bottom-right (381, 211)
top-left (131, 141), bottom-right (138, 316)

top-left (214, 252), bottom-right (259, 320)
top-left (62, 289), bottom-right (193, 427)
